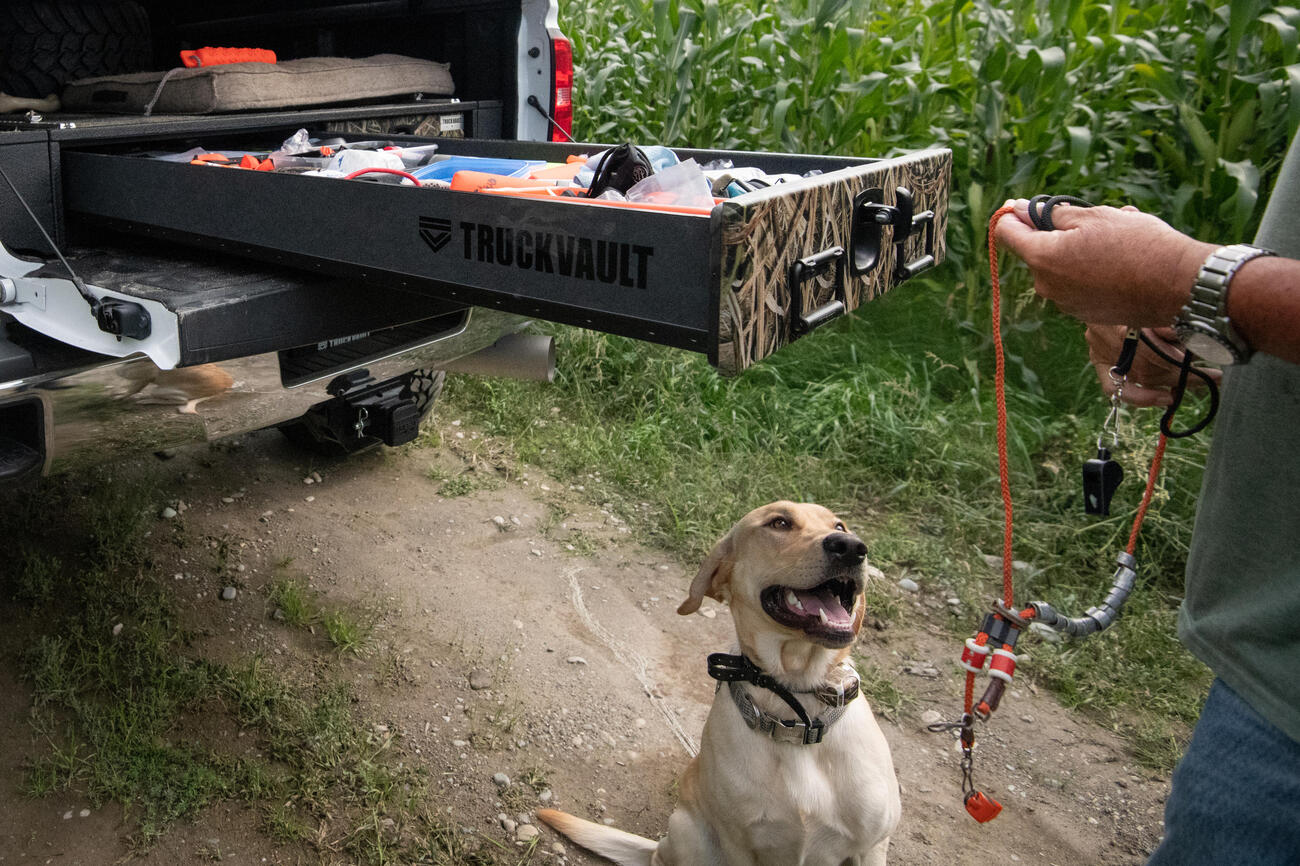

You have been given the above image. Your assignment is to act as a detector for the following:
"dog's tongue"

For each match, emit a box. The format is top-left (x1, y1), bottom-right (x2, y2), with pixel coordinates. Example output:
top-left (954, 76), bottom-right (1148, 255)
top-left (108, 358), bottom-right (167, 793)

top-left (793, 586), bottom-right (852, 626)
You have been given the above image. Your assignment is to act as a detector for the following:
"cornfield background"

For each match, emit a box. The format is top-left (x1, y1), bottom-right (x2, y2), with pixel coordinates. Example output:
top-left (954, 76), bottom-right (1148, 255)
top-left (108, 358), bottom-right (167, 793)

top-left (445, 0), bottom-right (1299, 766)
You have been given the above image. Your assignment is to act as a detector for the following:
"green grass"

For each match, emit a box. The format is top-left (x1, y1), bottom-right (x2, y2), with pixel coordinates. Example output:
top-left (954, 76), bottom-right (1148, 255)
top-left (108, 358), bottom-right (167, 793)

top-left (268, 576), bottom-right (316, 628)
top-left (0, 475), bottom-right (526, 863)
top-left (323, 609), bottom-right (374, 655)
top-left (267, 572), bottom-right (376, 654)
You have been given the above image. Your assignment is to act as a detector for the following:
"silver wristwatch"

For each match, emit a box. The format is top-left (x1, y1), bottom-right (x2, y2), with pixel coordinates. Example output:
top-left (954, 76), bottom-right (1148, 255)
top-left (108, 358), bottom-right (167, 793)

top-left (1173, 243), bottom-right (1275, 366)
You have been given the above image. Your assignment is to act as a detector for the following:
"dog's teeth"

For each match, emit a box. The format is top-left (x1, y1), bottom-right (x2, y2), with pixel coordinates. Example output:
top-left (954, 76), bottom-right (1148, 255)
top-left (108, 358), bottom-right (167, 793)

top-left (818, 609), bottom-right (829, 625)
top-left (786, 590), bottom-right (804, 611)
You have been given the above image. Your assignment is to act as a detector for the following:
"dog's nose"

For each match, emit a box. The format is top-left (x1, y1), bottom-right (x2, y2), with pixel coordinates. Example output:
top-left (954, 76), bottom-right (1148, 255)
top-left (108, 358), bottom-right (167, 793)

top-left (823, 532), bottom-right (867, 565)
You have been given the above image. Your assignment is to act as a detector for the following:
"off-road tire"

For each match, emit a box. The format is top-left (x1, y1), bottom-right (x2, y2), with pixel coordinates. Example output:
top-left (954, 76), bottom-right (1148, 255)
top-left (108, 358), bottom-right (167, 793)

top-left (405, 368), bottom-right (446, 419)
top-left (0, 1), bottom-right (151, 100)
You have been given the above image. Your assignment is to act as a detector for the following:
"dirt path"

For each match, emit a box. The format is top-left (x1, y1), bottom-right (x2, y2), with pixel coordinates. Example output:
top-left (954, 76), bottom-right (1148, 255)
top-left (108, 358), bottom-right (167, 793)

top-left (0, 423), bottom-right (1170, 865)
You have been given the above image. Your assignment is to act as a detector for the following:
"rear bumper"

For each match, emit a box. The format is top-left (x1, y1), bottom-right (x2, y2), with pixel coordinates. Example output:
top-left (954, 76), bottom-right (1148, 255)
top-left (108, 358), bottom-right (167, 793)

top-left (0, 308), bottom-right (524, 475)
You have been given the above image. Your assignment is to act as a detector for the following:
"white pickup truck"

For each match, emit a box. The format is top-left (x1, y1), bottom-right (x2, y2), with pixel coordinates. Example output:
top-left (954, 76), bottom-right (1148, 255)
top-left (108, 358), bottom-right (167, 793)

top-left (0, 0), bottom-right (950, 481)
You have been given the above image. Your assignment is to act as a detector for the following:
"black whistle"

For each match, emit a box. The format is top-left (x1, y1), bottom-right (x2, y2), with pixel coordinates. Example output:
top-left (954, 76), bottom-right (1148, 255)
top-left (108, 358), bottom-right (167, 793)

top-left (1083, 448), bottom-right (1124, 515)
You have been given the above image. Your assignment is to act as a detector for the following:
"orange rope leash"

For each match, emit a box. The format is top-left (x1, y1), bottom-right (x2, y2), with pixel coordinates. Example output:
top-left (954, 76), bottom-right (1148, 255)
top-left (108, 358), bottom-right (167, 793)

top-left (961, 207), bottom-right (1172, 791)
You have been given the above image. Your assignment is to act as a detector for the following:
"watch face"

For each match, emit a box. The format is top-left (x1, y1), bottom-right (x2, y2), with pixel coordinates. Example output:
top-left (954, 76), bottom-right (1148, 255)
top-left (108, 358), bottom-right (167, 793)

top-left (1179, 329), bottom-right (1237, 366)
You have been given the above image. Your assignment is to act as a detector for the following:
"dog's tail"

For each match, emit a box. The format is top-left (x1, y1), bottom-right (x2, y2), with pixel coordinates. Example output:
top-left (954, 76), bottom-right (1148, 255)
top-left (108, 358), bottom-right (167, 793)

top-left (536, 808), bottom-right (657, 866)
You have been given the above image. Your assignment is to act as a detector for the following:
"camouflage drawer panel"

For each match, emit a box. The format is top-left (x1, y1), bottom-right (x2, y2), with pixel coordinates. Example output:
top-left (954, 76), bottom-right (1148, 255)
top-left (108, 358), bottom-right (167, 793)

top-left (324, 111), bottom-right (465, 139)
top-left (715, 148), bottom-right (951, 375)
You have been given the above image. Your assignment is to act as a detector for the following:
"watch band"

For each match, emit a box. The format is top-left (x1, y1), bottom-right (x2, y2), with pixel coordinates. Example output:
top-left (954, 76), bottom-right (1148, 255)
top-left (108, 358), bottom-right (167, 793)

top-left (1174, 243), bottom-right (1275, 364)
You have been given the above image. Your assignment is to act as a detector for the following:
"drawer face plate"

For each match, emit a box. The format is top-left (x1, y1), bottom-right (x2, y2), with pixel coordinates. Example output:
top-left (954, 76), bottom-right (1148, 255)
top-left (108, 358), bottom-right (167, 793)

top-left (716, 148), bottom-right (951, 374)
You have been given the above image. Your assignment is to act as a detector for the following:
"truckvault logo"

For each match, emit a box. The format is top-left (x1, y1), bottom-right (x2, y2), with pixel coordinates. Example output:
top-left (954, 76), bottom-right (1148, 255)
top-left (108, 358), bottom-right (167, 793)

top-left (418, 217), bottom-right (453, 253)
top-left (417, 216), bottom-right (653, 290)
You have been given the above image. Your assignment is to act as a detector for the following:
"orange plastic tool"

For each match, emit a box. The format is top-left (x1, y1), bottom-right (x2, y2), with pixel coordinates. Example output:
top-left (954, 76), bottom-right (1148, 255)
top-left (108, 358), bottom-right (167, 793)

top-left (180, 47), bottom-right (277, 68)
top-left (528, 162), bottom-right (585, 181)
top-left (449, 171), bottom-right (559, 193)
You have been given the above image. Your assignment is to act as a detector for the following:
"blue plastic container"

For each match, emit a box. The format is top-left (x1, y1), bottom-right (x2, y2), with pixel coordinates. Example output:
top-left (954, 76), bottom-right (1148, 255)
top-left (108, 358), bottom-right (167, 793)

top-left (411, 157), bottom-right (545, 182)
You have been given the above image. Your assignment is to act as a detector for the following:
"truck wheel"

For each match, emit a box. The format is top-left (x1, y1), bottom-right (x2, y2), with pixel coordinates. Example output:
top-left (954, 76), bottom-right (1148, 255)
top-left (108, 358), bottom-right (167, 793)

top-left (276, 369), bottom-right (445, 457)
top-left (0, 1), bottom-right (151, 99)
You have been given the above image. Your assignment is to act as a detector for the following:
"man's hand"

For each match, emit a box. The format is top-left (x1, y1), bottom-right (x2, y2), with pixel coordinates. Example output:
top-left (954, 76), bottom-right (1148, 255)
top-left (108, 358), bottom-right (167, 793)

top-left (1086, 325), bottom-right (1222, 408)
top-left (994, 200), bottom-right (1216, 325)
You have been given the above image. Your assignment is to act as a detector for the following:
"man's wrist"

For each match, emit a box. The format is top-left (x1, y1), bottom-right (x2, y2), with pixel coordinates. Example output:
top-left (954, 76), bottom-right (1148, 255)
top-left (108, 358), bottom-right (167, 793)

top-left (1166, 238), bottom-right (1218, 320)
top-left (1173, 243), bottom-right (1276, 365)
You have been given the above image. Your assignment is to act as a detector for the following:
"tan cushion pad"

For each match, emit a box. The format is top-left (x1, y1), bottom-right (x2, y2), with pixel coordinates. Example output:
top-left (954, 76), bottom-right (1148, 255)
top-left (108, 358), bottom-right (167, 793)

top-left (61, 54), bottom-right (454, 114)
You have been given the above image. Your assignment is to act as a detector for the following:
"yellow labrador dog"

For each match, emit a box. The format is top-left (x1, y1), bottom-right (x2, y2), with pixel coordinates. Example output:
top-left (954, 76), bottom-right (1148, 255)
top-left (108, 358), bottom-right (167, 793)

top-left (539, 501), bottom-right (900, 865)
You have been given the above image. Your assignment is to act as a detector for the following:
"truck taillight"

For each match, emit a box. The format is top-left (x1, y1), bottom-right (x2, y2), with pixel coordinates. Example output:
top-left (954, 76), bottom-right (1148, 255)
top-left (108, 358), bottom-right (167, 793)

top-left (550, 35), bottom-right (573, 142)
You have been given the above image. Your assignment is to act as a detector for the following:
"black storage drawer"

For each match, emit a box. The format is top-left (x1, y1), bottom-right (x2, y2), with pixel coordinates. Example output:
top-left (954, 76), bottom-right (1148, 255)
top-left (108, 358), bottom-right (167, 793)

top-left (62, 136), bottom-right (951, 374)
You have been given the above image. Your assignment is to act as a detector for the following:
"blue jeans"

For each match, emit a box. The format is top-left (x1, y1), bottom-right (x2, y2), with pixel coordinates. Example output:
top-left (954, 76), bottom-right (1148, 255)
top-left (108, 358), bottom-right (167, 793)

top-left (1148, 679), bottom-right (1300, 865)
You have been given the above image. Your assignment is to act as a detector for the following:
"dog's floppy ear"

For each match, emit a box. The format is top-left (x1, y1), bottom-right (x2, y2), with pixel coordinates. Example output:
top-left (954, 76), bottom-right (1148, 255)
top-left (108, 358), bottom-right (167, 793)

top-left (678, 529), bottom-right (735, 615)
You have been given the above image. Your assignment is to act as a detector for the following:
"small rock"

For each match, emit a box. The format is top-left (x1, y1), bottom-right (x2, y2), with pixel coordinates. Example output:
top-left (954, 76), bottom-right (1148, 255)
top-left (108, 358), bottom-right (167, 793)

top-left (469, 669), bottom-right (493, 690)
top-left (516, 824), bottom-right (539, 843)
top-left (159, 506), bottom-right (178, 519)
top-left (699, 607), bottom-right (716, 619)
top-left (865, 564), bottom-right (886, 582)
top-left (311, 471), bottom-right (322, 483)
top-left (112, 623), bottom-right (124, 637)
top-left (79, 809), bottom-right (89, 818)
top-left (303, 477), bottom-right (314, 485)
top-left (898, 577), bottom-right (920, 592)
top-left (566, 656), bottom-right (587, 665)
top-left (551, 842), bottom-right (566, 855)
top-left (493, 773), bottom-right (511, 789)
top-left (220, 586), bottom-right (237, 601)
top-left (272, 608), bottom-right (286, 621)
top-left (222, 496), bottom-right (235, 503)
top-left (538, 789), bottom-right (553, 804)
top-left (491, 516), bottom-right (507, 529)
top-left (305, 496), bottom-right (315, 503)
top-left (946, 597), bottom-right (961, 606)
top-left (919, 709), bottom-right (943, 728)
top-left (531, 549), bottom-right (543, 557)
top-left (62, 810), bottom-right (72, 820)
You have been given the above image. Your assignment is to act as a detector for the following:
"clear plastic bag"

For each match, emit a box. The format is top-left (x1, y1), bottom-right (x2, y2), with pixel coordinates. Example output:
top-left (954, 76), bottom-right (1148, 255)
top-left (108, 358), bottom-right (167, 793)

top-left (625, 159), bottom-right (714, 208)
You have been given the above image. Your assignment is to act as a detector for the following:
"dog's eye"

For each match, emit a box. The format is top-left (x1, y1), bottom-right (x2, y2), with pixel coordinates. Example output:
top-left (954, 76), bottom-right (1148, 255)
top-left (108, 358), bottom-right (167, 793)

top-left (767, 516), bottom-right (792, 530)
top-left (835, 522), bottom-right (846, 532)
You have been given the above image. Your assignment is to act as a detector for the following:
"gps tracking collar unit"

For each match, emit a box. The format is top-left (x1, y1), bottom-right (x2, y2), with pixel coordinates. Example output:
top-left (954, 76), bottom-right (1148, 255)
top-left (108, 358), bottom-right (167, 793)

top-left (932, 196), bottom-right (1232, 824)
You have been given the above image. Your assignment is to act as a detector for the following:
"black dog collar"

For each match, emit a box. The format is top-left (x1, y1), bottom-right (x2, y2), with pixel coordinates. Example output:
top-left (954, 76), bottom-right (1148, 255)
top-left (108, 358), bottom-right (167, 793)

top-left (706, 652), bottom-right (859, 746)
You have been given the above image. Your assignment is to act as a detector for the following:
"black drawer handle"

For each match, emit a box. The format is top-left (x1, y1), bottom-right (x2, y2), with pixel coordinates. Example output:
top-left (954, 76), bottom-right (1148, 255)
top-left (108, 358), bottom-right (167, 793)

top-left (850, 186), bottom-right (937, 283)
top-left (789, 246), bottom-right (846, 339)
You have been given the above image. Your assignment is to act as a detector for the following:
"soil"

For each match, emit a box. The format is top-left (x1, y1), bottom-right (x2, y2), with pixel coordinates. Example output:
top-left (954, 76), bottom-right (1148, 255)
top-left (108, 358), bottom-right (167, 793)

top-left (0, 421), bottom-right (1171, 865)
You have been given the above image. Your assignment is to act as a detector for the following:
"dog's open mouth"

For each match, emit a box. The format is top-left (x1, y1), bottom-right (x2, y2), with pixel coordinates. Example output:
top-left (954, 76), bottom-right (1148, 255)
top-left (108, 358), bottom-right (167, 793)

top-left (760, 577), bottom-right (861, 646)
